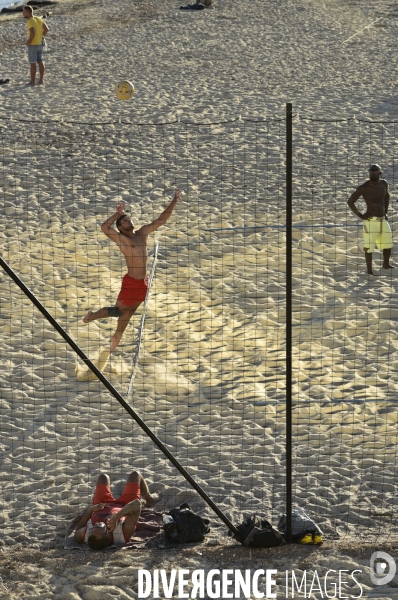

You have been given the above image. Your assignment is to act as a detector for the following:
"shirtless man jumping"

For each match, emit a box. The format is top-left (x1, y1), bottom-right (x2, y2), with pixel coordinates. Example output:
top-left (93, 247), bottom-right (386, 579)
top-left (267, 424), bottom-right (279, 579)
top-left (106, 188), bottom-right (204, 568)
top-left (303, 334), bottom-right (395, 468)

top-left (82, 190), bottom-right (181, 351)
top-left (347, 164), bottom-right (393, 275)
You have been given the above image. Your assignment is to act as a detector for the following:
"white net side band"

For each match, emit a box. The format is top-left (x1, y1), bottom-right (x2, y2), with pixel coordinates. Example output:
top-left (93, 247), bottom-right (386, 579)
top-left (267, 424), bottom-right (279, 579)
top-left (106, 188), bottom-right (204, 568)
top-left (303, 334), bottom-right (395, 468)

top-left (127, 241), bottom-right (159, 397)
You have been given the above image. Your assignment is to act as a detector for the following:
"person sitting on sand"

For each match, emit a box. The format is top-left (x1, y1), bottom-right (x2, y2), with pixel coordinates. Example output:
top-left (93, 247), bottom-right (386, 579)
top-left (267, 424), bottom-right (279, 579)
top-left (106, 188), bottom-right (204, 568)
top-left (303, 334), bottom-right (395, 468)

top-left (75, 470), bottom-right (159, 550)
top-left (82, 190), bottom-right (181, 352)
top-left (347, 164), bottom-right (393, 275)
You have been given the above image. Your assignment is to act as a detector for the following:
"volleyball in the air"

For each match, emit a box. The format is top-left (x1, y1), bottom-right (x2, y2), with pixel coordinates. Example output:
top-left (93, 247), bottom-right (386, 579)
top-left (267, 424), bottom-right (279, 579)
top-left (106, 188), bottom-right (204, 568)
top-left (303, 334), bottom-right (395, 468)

top-left (115, 80), bottom-right (135, 101)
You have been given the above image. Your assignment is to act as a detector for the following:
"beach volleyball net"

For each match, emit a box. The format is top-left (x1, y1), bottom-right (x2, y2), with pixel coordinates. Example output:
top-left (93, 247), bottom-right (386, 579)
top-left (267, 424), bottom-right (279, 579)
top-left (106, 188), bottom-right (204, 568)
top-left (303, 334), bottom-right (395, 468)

top-left (293, 116), bottom-right (398, 540)
top-left (0, 117), bottom-right (286, 546)
top-left (0, 112), bottom-right (397, 547)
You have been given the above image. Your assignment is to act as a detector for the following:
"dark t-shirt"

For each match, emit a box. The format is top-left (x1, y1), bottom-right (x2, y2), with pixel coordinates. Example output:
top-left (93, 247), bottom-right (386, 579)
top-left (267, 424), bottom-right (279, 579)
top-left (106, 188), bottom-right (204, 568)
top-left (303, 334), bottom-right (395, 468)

top-left (348, 179), bottom-right (389, 218)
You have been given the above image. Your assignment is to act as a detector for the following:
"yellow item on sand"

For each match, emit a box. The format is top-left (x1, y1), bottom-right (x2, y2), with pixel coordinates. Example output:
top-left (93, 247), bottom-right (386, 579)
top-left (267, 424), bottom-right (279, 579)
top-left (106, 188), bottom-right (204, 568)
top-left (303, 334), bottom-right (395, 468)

top-left (313, 532), bottom-right (323, 545)
top-left (298, 533), bottom-right (313, 544)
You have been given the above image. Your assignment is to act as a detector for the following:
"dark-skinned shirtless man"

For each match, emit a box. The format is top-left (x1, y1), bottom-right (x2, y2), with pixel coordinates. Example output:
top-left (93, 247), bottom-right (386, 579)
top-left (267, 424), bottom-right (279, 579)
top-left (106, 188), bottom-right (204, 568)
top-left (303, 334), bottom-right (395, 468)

top-left (82, 190), bottom-right (180, 351)
top-left (347, 164), bottom-right (393, 275)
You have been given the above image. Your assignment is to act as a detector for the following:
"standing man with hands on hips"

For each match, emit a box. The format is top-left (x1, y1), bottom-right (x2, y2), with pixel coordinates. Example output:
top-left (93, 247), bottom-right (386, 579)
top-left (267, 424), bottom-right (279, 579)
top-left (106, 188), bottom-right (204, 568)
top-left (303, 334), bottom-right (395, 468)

top-left (347, 164), bottom-right (393, 275)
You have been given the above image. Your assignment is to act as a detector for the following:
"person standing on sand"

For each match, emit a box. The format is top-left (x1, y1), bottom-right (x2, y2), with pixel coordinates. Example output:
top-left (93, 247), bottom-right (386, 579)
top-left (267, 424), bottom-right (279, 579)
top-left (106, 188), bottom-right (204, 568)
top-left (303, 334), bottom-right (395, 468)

top-left (82, 190), bottom-right (181, 352)
top-left (75, 470), bottom-right (159, 550)
top-left (23, 6), bottom-right (49, 86)
top-left (347, 164), bottom-right (393, 275)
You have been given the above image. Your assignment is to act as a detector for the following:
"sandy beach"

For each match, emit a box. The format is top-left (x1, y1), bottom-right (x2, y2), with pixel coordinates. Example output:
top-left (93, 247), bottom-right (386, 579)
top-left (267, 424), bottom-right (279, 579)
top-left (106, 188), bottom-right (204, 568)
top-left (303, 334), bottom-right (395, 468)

top-left (1, 0), bottom-right (398, 598)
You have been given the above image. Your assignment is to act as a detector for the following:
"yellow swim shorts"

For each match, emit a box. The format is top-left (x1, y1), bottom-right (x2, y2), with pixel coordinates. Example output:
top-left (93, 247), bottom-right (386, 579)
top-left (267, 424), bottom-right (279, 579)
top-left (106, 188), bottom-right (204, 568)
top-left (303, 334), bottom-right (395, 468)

top-left (363, 216), bottom-right (393, 253)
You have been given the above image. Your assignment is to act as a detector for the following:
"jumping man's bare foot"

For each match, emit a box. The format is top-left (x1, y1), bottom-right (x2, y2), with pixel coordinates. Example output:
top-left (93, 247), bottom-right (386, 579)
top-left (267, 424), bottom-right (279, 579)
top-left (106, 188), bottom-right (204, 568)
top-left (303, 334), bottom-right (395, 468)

top-left (382, 264), bottom-right (394, 270)
top-left (82, 311), bottom-right (94, 323)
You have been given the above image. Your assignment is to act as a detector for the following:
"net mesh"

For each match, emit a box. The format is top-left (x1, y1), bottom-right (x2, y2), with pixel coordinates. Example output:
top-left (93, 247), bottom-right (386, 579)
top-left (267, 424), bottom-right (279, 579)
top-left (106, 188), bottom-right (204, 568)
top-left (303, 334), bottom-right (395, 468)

top-left (293, 116), bottom-right (398, 540)
top-left (0, 117), bottom-right (286, 547)
top-left (1, 113), bottom-right (398, 548)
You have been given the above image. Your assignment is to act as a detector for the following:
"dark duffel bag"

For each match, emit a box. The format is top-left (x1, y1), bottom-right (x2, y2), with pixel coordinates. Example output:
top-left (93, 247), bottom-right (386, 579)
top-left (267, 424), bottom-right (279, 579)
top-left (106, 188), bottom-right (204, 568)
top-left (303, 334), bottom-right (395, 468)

top-left (235, 514), bottom-right (285, 548)
top-left (163, 503), bottom-right (210, 543)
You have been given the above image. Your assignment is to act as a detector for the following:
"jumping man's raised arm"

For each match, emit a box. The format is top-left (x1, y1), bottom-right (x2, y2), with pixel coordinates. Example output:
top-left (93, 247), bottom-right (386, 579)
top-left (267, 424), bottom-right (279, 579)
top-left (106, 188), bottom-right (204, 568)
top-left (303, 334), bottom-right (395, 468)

top-left (101, 201), bottom-right (126, 245)
top-left (137, 189), bottom-right (180, 236)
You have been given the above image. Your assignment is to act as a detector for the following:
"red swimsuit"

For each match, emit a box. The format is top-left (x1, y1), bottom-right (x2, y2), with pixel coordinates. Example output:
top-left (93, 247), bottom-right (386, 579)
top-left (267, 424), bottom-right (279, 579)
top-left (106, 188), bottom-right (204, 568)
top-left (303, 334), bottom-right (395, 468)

top-left (117, 274), bottom-right (148, 306)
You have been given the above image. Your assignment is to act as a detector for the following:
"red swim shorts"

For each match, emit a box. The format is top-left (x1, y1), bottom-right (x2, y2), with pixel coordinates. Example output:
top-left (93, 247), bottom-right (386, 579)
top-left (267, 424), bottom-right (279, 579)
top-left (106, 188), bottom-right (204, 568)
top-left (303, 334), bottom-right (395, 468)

top-left (92, 482), bottom-right (141, 506)
top-left (117, 274), bottom-right (148, 307)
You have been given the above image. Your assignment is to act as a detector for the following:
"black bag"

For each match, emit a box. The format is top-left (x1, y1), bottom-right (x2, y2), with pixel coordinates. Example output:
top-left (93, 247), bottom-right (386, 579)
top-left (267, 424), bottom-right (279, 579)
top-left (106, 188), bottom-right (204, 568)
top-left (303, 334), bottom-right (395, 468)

top-left (235, 515), bottom-right (284, 548)
top-left (163, 503), bottom-right (210, 543)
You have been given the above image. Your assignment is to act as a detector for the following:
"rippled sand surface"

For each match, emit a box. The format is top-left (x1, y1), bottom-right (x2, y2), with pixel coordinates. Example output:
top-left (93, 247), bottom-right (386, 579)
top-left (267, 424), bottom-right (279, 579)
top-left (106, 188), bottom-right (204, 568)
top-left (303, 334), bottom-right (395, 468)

top-left (1, 0), bottom-right (398, 597)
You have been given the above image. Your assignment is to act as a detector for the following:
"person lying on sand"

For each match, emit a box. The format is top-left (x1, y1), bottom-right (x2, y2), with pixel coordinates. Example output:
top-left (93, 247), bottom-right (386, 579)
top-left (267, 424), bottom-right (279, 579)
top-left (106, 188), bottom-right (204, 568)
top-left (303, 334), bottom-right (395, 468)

top-left (82, 190), bottom-right (181, 352)
top-left (75, 471), bottom-right (159, 550)
top-left (347, 164), bottom-right (393, 276)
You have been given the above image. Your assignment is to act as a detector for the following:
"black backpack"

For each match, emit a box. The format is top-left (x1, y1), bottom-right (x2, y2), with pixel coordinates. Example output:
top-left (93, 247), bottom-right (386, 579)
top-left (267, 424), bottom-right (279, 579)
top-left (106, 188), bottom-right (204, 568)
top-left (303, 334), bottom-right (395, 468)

top-left (163, 503), bottom-right (210, 543)
top-left (235, 515), bottom-right (284, 548)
